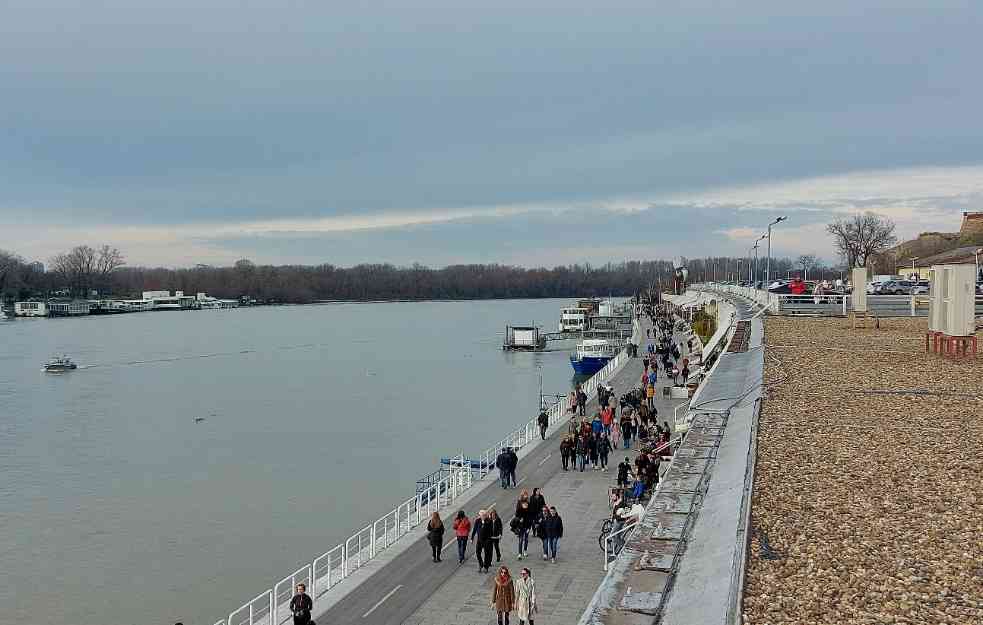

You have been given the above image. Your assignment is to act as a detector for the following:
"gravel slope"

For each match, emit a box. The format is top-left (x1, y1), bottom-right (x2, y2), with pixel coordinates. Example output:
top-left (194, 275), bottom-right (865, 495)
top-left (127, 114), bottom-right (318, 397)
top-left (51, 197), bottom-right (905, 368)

top-left (743, 317), bottom-right (982, 625)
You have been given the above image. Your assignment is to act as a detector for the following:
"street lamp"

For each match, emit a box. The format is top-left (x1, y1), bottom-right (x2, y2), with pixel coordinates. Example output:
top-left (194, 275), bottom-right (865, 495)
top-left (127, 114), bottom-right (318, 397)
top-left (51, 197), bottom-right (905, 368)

top-left (766, 216), bottom-right (787, 283)
top-left (752, 234), bottom-right (767, 287)
top-left (910, 257), bottom-right (919, 280)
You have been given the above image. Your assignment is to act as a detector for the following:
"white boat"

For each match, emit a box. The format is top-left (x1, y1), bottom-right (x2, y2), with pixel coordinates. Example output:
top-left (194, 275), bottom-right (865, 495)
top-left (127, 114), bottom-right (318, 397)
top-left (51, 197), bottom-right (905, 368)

top-left (558, 307), bottom-right (589, 333)
top-left (569, 338), bottom-right (619, 374)
top-left (43, 355), bottom-right (77, 372)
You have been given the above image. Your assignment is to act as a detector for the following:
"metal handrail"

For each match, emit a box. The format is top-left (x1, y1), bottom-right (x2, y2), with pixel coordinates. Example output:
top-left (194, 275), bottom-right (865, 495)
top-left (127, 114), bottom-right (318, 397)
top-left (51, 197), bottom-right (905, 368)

top-left (603, 520), bottom-right (639, 571)
top-left (216, 328), bottom-right (638, 625)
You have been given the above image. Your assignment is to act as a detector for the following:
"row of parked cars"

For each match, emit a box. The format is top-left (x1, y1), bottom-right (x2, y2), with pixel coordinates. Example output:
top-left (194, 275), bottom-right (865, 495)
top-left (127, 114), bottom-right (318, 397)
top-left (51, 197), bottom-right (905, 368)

top-left (867, 279), bottom-right (983, 295)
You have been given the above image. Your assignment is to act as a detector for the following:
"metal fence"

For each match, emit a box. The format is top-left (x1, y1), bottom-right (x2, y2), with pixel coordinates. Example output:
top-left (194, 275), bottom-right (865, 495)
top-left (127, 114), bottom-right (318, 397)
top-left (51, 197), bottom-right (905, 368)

top-left (701, 284), bottom-right (983, 318)
top-left (218, 317), bottom-right (641, 625)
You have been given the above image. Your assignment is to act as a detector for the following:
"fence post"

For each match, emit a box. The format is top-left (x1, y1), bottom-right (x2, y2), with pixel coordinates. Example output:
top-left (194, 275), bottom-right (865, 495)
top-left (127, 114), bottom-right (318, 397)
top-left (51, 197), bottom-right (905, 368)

top-left (842, 295), bottom-right (847, 316)
top-left (910, 293), bottom-right (915, 316)
top-left (269, 589), bottom-right (275, 625)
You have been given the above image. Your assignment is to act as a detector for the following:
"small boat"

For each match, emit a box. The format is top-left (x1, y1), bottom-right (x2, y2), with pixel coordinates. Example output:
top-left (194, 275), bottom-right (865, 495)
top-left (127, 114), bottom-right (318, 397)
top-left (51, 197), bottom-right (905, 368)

top-left (569, 339), bottom-right (619, 375)
top-left (43, 355), bottom-right (77, 372)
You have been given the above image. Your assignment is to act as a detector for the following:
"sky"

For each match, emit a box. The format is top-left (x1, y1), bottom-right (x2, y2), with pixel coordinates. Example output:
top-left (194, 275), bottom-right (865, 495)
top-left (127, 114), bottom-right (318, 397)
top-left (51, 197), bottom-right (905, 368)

top-left (2, 1), bottom-right (982, 268)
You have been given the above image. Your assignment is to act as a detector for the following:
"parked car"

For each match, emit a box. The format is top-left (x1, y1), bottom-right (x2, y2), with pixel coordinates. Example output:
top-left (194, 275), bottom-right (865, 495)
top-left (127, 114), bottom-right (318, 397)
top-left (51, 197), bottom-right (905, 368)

top-left (911, 281), bottom-right (931, 295)
top-left (875, 280), bottom-right (915, 295)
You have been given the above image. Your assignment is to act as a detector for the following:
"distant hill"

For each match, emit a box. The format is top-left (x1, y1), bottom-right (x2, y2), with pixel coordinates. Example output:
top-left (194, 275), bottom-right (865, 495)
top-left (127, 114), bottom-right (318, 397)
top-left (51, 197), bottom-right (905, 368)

top-left (889, 211), bottom-right (983, 261)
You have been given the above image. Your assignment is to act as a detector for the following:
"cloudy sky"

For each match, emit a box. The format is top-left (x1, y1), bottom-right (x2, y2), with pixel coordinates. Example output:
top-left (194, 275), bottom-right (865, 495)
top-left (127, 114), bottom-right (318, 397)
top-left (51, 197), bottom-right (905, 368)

top-left (3, 1), bottom-right (982, 267)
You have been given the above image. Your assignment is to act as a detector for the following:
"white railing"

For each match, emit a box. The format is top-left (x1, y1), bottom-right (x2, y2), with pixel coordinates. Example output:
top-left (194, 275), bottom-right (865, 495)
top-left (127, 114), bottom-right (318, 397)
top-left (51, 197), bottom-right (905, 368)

top-left (217, 327), bottom-right (638, 625)
top-left (603, 521), bottom-right (638, 571)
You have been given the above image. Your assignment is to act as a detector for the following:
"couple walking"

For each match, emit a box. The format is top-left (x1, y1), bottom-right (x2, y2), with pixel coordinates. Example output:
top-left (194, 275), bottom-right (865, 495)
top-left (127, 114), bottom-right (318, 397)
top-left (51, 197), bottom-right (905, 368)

top-left (491, 566), bottom-right (538, 625)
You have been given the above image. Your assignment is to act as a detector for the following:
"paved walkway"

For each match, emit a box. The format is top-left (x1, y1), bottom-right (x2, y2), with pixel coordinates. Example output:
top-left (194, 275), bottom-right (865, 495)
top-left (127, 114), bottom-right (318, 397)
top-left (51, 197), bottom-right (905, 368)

top-left (313, 316), bottom-right (688, 625)
top-left (403, 322), bottom-right (688, 625)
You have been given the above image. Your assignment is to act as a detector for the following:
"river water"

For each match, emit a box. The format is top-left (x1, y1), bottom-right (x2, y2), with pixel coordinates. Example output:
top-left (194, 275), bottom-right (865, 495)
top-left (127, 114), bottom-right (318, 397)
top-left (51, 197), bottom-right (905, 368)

top-left (0, 299), bottom-right (580, 625)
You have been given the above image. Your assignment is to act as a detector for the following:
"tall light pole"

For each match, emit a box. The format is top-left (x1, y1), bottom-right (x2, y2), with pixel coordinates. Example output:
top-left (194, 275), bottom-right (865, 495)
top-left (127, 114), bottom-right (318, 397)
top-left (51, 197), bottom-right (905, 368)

top-left (910, 257), bottom-right (919, 280)
top-left (753, 234), bottom-right (767, 286)
top-left (766, 216), bottom-right (787, 284)
top-left (750, 241), bottom-right (761, 284)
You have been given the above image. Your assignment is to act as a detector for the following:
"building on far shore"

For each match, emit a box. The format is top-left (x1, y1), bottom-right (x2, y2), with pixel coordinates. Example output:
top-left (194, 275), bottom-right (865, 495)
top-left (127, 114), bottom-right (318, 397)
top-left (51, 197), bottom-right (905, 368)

top-left (47, 299), bottom-right (91, 317)
top-left (14, 301), bottom-right (48, 317)
top-left (142, 290), bottom-right (197, 310)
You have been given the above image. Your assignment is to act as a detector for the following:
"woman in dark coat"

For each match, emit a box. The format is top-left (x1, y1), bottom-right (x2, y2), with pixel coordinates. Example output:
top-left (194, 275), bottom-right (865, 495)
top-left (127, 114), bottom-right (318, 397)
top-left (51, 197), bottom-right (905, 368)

top-left (289, 583), bottom-right (313, 625)
top-left (426, 511), bottom-right (445, 562)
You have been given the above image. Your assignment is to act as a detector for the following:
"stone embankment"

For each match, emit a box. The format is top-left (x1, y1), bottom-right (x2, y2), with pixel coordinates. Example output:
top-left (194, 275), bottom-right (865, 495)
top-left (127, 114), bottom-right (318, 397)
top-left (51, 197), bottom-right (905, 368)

top-left (744, 317), bottom-right (983, 625)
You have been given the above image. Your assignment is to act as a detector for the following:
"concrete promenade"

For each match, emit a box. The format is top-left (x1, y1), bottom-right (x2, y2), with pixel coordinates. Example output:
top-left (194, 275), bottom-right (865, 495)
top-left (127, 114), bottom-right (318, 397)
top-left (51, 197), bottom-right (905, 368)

top-left (313, 317), bottom-right (688, 625)
top-left (578, 291), bottom-right (763, 625)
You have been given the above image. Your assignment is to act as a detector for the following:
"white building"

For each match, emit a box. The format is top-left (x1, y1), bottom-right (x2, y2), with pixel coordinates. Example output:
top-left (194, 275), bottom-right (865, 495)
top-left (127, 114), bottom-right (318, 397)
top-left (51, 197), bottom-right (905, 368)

top-left (15, 301), bottom-right (48, 317)
top-left (48, 300), bottom-right (91, 317)
top-left (142, 290), bottom-right (197, 310)
top-left (196, 292), bottom-right (239, 309)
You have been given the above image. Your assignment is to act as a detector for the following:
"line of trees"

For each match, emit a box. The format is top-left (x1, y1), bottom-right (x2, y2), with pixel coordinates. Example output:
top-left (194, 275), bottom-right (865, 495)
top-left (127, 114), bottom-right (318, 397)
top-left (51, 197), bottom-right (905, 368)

top-left (5, 213), bottom-right (905, 305)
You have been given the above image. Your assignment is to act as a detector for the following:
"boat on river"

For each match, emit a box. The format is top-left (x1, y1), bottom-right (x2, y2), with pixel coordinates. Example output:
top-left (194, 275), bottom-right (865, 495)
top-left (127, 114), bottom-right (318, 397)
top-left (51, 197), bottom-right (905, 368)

top-left (43, 355), bottom-right (77, 372)
top-left (569, 338), bottom-right (618, 375)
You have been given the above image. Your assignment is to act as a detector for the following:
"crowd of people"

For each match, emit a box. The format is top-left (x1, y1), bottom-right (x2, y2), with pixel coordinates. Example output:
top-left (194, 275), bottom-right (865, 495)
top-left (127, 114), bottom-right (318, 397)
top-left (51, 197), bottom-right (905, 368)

top-left (280, 302), bottom-right (690, 625)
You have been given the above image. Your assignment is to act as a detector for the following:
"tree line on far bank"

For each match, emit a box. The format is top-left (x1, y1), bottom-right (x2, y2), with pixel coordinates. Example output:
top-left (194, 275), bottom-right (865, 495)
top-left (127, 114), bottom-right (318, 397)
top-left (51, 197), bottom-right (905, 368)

top-left (2, 212), bottom-right (905, 304)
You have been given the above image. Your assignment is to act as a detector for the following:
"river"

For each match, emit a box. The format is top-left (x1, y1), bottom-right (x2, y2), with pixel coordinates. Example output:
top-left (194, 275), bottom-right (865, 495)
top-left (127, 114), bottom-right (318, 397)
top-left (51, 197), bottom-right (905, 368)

top-left (0, 299), bottom-right (581, 625)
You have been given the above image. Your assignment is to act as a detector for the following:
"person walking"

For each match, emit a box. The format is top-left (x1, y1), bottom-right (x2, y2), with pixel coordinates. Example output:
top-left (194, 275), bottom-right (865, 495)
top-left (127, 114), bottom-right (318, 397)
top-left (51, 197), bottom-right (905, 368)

top-left (576, 387), bottom-right (587, 416)
top-left (489, 509), bottom-right (504, 563)
top-left (529, 488), bottom-right (546, 521)
top-left (617, 458), bottom-right (632, 488)
top-left (587, 433), bottom-right (599, 470)
top-left (426, 512), bottom-right (445, 562)
top-left (289, 584), bottom-right (313, 625)
top-left (598, 433), bottom-right (611, 470)
top-left (453, 510), bottom-right (472, 564)
top-left (543, 506), bottom-right (563, 562)
top-left (609, 417), bottom-right (621, 448)
top-left (472, 509), bottom-right (495, 572)
top-left (511, 501), bottom-right (533, 560)
top-left (507, 447), bottom-right (519, 488)
top-left (514, 568), bottom-right (538, 625)
top-left (537, 507), bottom-right (552, 560)
top-left (491, 566), bottom-right (516, 625)
top-left (621, 413), bottom-right (633, 449)
top-left (537, 409), bottom-right (548, 440)
top-left (576, 434), bottom-right (588, 472)
top-left (496, 448), bottom-right (510, 489)
top-left (560, 435), bottom-right (572, 471)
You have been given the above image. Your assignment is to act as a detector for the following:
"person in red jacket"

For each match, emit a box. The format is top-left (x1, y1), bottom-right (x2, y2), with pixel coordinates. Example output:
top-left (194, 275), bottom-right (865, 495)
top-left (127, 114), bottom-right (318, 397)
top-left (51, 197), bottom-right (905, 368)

top-left (453, 510), bottom-right (472, 564)
top-left (789, 277), bottom-right (807, 295)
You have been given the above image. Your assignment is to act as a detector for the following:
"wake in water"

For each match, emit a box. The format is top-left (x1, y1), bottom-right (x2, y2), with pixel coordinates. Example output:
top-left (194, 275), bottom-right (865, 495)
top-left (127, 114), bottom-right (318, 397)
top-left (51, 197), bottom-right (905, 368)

top-left (76, 343), bottom-right (319, 369)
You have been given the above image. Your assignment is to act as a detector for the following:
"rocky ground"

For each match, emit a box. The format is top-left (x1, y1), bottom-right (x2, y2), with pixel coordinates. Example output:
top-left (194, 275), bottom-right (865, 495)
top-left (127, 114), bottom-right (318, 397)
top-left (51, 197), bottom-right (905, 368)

top-left (743, 317), bottom-right (982, 625)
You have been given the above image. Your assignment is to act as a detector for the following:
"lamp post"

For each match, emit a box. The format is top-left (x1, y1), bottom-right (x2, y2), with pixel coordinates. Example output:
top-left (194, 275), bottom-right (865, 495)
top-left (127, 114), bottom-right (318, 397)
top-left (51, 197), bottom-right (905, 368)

top-left (976, 248), bottom-right (982, 281)
top-left (752, 234), bottom-right (767, 287)
top-left (910, 257), bottom-right (918, 280)
top-left (766, 216), bottom-right (787, 284)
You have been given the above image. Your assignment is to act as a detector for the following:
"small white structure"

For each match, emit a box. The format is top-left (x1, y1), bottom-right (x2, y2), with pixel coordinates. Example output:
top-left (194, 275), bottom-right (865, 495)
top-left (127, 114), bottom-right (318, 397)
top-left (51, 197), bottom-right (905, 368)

top-left (196, 292), bottom-right (239, 309)
top-left (558, 307), bottom-right (589, 332)
top-left (15, 301), bottom-right (48, 317)
top-left (142, 290), bottom-right (196, 310)
top-left (934, 264), bottom-right (976, 336)
top-left (48, 300), bottom-right (91, 317)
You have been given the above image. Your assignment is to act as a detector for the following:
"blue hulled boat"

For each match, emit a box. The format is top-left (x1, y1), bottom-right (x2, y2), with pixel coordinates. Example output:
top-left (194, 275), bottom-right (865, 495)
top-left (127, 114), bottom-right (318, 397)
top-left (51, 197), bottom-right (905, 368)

top-left (569, 339), bottom-right (618, 375)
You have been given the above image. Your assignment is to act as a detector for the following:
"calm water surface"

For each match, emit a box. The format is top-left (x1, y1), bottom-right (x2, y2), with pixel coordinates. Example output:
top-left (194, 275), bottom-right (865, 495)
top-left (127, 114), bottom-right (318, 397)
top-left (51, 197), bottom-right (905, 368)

top-left (0, 299), bottom-right (578, 625)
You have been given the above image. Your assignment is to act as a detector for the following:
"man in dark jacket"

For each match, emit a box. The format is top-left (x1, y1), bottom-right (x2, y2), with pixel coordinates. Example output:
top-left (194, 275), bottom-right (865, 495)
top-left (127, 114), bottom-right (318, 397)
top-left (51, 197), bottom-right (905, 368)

top-left (617, 458), bottom-right (632, 487)
top-left (496, 449), bottom-right (510, 489)
top-left (507, 447), bottom-right (519, 487)
top-left (538, 409), bottom-right (549, 440)
top-left (559, 436), bottom-right (572, 470)
top-left (470, 509), bottom-right (494, 572)
top-left (576, 389), bottom-right (587, 416)
top-left (542, 506), bottom-right (564, 562)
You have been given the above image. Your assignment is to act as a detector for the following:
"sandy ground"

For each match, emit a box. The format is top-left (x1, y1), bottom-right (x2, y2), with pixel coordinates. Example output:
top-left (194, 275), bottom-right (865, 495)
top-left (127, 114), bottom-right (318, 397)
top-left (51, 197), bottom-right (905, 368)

top-left (743, 317), bottom-right (982, 625)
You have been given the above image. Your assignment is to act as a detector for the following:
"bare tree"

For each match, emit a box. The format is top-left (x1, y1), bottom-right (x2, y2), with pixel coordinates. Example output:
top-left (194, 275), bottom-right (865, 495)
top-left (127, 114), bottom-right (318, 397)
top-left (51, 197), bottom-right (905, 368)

top-left (826, 213), bottom-right (897, 268)
top-left (796, 254), bottom-right (818, 279)
top-left (0, 249), bottom-right (23, 297)
top-left (50, 245), bottom-right (125, 297)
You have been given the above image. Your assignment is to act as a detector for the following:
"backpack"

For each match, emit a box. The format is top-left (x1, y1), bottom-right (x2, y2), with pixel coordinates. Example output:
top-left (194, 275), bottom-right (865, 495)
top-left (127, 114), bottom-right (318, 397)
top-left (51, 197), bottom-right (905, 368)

top-left (509, 515), bottom-right (522, 535)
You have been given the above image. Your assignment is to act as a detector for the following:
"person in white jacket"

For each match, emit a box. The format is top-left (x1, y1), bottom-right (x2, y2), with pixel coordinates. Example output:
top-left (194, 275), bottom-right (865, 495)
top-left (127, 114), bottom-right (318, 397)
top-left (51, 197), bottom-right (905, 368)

top-left (514, 567), bottom-right (538, 625)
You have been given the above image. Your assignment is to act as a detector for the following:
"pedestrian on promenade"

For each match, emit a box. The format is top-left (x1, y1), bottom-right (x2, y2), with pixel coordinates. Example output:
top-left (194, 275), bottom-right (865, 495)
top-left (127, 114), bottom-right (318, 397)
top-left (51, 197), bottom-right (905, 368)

top-left (529, 488), bottom-right (546, 520)
top-left (489, 509), bottom-right (504, 563)
top-left (601, 405), bottom-right (613, 436)
top-left (621, 413), bottom-right (633, 449)
top-left (587, 433), bottom-right (599, 470)
top-left (537, 409), bottom-right (548, 440)
top-left (514, 568), bottom-right (538, 625)
top-left (507, 447), bottom-right (519, 487)
top-left (617, 458), bottom-right (632, 488)
top-left (472, 509), bottom-right (494, 572)
top-left (511, 500), bottom-right (533, 559)
top-left (491, 566), bottom-right (516, 625)
top-left (591, 412), bottom-right (603, 436)
top-left (576, 434), bottom-right (588, 471)
top-left (496, 448), bottom-right (510, 489)
top-left (426, 512), bottom-right (445, 562)
top-left (598, 433), bottom-right (611, 470)
top-left (681, 364), bottom-right (690, 383)
top-left (609, 417), bottom-right (621, 448)
top-left (576, 387), bottom-right (587, 416)
top-left (560, 435), bottom-right (573, 471)
top-left (542, 505), bottom-right (563, 562)
top-left (537, 507), bottom-right (552, 560)
top-left (567, 415), bottom-right (578, 437)
top-left (567, 390), bottom-right (577, 415)
top-left (289, 584), bottom-right (313, 625)
top-left (453, 510), bottom-right (471, 564)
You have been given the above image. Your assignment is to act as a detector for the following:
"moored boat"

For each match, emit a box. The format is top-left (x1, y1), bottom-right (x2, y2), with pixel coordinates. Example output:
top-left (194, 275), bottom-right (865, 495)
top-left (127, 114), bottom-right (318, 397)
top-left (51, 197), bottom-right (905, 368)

top-left (569, 338), bottom-right (618, 374)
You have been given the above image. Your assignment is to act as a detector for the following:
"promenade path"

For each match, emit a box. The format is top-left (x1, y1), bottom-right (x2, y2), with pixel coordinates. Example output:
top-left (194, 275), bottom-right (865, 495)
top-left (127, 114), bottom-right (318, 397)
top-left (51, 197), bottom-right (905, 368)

top-left (314, 318), bottom-right (688, 625)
